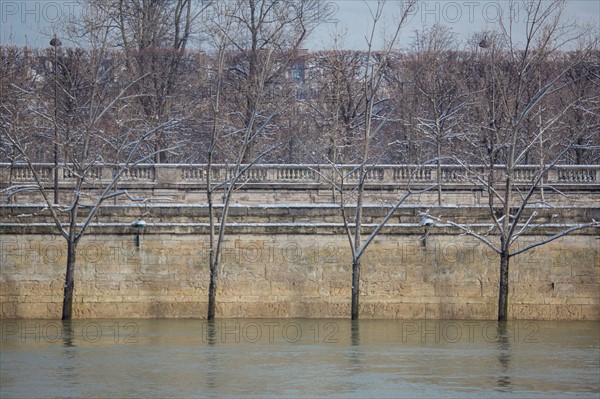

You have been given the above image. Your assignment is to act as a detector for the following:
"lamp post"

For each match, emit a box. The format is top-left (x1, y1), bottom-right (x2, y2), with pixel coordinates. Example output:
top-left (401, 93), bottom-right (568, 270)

top-left (50, 36), bottom-right (61, 205)
top-left (131, 219), bottom-right (147, 248)
top-left (419, 215), bottom-right (434, 247)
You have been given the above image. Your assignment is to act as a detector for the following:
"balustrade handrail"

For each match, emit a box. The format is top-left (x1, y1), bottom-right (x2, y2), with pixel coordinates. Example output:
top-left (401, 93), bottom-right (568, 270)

top-left (1, 163), bottom-right (598, 186)
top-left (3, 162), bottom-right (597, 168)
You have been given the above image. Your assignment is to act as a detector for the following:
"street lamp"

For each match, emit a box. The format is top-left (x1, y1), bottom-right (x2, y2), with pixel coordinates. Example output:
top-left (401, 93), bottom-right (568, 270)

top-left (131, 219), bottom-right (147, 248)
top-left (419, 215), bottom-right (435, 247)
top-left (50, 36), bottom-right (61, 205)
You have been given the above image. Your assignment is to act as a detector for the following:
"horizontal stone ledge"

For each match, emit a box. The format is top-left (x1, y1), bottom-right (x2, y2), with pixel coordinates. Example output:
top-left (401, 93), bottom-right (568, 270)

top-left (1, 222), bottom-right (598, 236)
top-left (3, 181), bottom-right (599, 191)
top-left (2, 204), bottom-right (598, 221)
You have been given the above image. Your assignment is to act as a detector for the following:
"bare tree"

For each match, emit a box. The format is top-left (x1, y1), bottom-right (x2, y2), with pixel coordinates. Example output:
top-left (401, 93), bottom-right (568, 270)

top-left (201, 0), bottom-right (333, 320)
top-left (309, 47), bottom-right (368, 164)
top-left (0, 46), bottom-right (39, 203)
top-left (433, 0), bottom-right (600, 321)
top-left (77, 0), bottom-right (209, 163)
top-left (208, 0), bottom-right (328, 162)
top-left (2, 8), bottom-right (182, 320)
top-left (408, 25), bottom-right (472, 205)
top-left (317, 0), bottom-right (420, 320)
top-left (558, 52), bottom-right (600, 165)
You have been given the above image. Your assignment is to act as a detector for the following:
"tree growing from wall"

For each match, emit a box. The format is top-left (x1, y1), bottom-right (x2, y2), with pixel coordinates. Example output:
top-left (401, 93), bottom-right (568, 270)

top-left (429, 0), bottom-right (600, 321)
top-left (1, 7), bottom-right (182, 320)
top-left (316, 0), bottom-right (423, 320)
top-left (200, 0), bottom-right (333, 321)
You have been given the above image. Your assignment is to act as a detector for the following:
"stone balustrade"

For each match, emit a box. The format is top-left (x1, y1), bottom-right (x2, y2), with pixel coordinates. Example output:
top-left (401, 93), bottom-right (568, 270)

top-left (2, 163), bottom-right (597, 207)
top-left (2, 163), bottom-right (598, 186)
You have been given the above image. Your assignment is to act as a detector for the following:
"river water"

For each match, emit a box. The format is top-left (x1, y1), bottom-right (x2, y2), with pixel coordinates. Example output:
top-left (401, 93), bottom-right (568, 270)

top-left (1, 319), bottom-right (598, 398)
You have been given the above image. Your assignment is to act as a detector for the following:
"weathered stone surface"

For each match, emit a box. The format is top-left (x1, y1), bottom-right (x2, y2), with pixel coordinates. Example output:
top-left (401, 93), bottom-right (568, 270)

top-left (0, 207), bottom-right (598, 320)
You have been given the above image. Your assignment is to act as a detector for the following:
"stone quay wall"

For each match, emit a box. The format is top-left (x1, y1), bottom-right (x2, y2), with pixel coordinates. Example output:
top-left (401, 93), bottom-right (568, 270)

top-left (1, 205), bottom-right (598, 320)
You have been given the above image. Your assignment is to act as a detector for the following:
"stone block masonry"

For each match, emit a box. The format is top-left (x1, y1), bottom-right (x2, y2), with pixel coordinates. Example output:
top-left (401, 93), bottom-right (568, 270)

top-left (1, 205), bottom-right (598, 319)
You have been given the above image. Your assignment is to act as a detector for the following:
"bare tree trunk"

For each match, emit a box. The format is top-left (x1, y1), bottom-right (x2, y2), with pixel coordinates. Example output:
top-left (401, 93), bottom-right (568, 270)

top-left (208, 262), bottom-right (217, 321)
top-left (498, 248), bottom-right (510, 321)
top-left (61, 241), bottom-right (76, 320)
top-left (351, 258), bottom-right (361, 320)
top-left (436, 141), bottom-right (442, 206)
top-left (207, 157), bottom-right (217, 322)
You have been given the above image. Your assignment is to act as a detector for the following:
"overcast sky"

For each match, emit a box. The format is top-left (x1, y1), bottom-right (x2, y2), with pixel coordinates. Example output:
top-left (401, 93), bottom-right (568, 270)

top-left (1, 0), bottom-right (598, 50)
top-left (308, 0), bottom-right (600, 50)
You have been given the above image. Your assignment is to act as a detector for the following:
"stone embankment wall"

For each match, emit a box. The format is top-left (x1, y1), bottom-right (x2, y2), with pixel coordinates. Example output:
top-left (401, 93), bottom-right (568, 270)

top-left (1, 206), bottom-right (598, 320)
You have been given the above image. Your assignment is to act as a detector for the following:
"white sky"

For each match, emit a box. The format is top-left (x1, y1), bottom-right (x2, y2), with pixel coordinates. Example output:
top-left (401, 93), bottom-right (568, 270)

top-left (308, 0), bottom-right (600, 50)
top-left (1, 0), bottom-right (598, 50)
